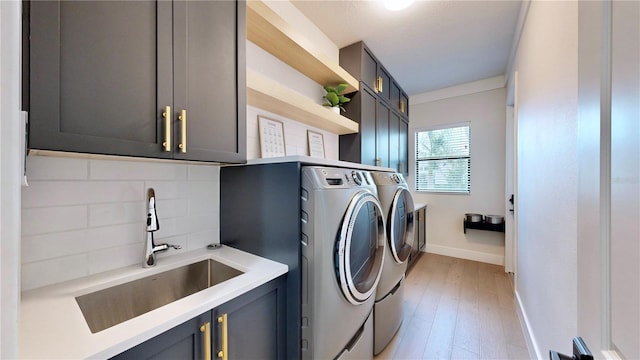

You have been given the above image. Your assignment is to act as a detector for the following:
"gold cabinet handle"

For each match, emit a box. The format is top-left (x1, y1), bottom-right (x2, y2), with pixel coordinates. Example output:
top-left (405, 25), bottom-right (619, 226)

top-left (162, 106), bottom-right (171, 152)
top-left (217, 313), bottom-right (228, 360)
top-left (377, 76), bottom-right (383, 93)
top-left (200, 321), bottom-right (211, 360)
top-left (400, 100), bottom-right (406, 113)
top-left (178, 109), bottom-right (187, 153)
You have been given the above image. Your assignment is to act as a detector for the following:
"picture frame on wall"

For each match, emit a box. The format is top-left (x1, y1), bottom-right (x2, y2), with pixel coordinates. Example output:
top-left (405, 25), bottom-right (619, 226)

top-left (307, 130), bottom-right (325, 159)
top-left (258, 116), bottom-right (286, 158)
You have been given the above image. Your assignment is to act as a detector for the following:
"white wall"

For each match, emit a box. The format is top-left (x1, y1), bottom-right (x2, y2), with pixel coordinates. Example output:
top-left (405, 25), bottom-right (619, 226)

top-left (409, 87), bottom-right (507, 265)
top-left (0, 0), bottom-right (22, 357)
top-left (510, 1), bottom-right (579, 357)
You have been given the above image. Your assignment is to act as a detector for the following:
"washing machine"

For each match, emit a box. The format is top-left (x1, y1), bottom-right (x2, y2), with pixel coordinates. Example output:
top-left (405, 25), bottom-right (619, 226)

top-left (300, 166), bottom-right (387, 360)
top-left (371, 171), bottom-right (415, 355)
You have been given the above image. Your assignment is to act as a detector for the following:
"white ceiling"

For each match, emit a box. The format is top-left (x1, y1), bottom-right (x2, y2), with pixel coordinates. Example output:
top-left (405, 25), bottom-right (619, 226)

top-left (290, 0), bottom-right (523, 96)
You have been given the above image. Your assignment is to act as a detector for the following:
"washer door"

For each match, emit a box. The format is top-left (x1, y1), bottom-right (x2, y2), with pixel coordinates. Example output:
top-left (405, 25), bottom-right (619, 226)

top-left (388, 187), bottom-right (415, 263)
top-left (335, 190), bottom-right (386, 305)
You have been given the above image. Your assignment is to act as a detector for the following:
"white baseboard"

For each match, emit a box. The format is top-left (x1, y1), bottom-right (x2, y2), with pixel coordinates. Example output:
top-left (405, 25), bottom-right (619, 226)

top-left (424, 244), bottom-right (505, 266)
top-left (515, 290), bottom-right (543, 359)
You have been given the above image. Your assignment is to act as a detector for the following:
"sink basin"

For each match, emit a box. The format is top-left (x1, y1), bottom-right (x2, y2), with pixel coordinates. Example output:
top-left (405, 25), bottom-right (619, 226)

top-left (75, 259), bottom-right (244, 333)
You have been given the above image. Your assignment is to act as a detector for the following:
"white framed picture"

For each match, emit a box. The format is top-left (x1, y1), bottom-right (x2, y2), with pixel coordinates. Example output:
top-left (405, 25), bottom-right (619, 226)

top-left (307, 130), bottom-right (325, 159)
top-left (258, 116), bottom-right (286, 158)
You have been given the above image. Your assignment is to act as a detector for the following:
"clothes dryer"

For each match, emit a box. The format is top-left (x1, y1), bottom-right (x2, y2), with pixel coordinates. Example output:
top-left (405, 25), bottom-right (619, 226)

top-left (301, 166), bottom-right (386, 360)
top-left (371, 171), bottom-right (415, 355)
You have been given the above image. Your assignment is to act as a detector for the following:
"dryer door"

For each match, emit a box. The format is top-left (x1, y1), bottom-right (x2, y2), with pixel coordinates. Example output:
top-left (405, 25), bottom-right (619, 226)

top-left (388, 187), bottom-right (415, 263)
top-left (336, 190), bottom-right (386, 305)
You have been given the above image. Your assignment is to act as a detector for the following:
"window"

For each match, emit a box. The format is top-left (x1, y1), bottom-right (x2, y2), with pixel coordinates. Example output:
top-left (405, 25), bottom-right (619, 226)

top-left (415, 124), bottom-right (470, 193)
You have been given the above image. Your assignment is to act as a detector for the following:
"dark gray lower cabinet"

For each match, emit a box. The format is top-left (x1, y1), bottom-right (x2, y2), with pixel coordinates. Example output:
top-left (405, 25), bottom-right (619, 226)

top-left (408, 206), bottom-right (426, 270)
top-left (111, 276), bottom-right (286, 360)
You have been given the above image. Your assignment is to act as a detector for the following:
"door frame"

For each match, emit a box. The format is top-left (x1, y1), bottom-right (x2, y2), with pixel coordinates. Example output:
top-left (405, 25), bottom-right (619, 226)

top-left (505, 72), bottom-right (519, 282)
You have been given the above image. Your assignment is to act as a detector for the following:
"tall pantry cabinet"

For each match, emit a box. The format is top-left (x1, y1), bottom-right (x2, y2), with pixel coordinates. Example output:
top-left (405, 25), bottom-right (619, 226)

top-left (25, 1), bottom-right (246, 163)
top-left (339, 41), bottom-right (409, 174)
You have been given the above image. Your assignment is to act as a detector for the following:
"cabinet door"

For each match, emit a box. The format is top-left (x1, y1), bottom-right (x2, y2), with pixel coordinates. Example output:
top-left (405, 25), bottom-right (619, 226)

top-left (213, 277), bottom-right (286, 360)
top-left (340, 85), bottom-right (377, 166)
top-left (362, 48), bottom-right (378, 94)
top-left (173, 0), bottom-right (246, 162)
top-left (376, 101), bottom-right (390, 168)
top-left (399, 119), bottom-right (409, 175)
top-left (400, 92), bottom-right (410, 119)
top-left (29, 1), bottom-right (172, 158)
top-left (110, 312), bottom-right (211, 360)
top-left (377, 66), bottom-right (391, 103)
top-left (391, 82), bottom-right (401, 113)
top-left (389, 112), bottom-right (400, 172)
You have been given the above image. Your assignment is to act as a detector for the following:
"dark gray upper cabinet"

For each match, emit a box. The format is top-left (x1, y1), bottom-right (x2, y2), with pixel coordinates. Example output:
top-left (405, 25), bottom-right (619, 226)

top-left (340, 41), bottom-right (392, 101)
top-left (377, 66), bottom-right (391, 103)
top-left (391, 80), bottom-right (410, 119)
top-left (400, 91), bottom-right (410, 119)
top-left (27, 1), bottom-right (246, 163)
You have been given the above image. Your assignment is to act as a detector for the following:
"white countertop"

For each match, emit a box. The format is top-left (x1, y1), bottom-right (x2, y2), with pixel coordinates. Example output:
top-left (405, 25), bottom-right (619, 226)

top-left (19, 246), bottom-right (288, 359)
top-left (235, 155), bottom-right (396, 172)
top-left (414, 202), bottom-right (427, 209)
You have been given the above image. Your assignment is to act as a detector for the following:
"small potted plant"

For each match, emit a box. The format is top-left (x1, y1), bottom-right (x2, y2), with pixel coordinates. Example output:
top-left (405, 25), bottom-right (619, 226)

top-left (323, 84), bottom-right (351, 113)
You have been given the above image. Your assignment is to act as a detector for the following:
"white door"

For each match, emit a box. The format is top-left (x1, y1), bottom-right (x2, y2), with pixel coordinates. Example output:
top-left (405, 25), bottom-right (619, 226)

top-left (609, 0), bottom-right (639, 357)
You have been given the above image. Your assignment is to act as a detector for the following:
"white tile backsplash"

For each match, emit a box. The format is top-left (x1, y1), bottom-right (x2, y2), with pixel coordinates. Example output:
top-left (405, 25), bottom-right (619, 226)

top-left (88, 202), bottom-right (144, 227)
top-left (21, 155), bottom-right (220, 291)
top-left (89, 159), bottom-right (188, 180)
top-left (22, 181), bottom-right (145, 208)
top-left (22, 205), bottom-right (88, 236)
top-left (25, 156), bottom-right (89, 180)
top-left (21, 254), bottom-right (89, 291)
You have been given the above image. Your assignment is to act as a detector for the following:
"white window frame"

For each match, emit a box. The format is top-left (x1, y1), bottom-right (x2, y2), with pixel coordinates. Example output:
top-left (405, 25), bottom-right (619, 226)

top-left (414, 122), bottom-right (471, 194)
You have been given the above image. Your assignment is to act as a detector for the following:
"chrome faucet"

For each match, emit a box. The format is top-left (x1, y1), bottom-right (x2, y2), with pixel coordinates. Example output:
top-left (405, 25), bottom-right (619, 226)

top-left (144, 188), bottom-right (180, 267)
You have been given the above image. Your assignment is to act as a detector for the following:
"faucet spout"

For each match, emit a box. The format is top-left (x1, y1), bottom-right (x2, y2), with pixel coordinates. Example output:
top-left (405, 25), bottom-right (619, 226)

top-left (144, 188), bottom-right (180, 267)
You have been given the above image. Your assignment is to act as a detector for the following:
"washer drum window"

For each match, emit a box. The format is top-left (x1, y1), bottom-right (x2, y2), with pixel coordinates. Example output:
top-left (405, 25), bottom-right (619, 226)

top-left (335, 190), bottom-right (386, 305)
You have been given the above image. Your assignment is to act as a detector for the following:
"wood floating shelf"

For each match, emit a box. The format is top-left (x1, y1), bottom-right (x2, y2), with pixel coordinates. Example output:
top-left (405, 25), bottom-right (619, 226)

top-left (463, 220), bottom-right (505, 234)
top-left (246, 0), bottom-right (359, 94)
top-left (247, 70), bottom-right (359, 135)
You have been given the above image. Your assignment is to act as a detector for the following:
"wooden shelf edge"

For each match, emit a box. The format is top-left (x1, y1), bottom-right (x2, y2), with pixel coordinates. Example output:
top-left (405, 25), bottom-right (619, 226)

top-left (246, 0), bottom-right (359, 94)
top-left (247, 71), bottom-right (359, 135)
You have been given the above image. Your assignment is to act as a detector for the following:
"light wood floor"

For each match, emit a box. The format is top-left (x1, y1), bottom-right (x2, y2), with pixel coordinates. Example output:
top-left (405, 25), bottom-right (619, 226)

top-left (375, 253), bottom-right (531, 360)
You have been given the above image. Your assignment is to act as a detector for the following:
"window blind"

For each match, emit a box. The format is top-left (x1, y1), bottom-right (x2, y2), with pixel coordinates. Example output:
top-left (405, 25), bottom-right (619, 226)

top-left (415, 124), bottom-right (470, 193)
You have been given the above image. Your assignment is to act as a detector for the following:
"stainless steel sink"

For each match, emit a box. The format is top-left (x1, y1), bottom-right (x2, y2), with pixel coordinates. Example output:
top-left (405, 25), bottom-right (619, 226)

top-left (75, 259), bottom-right (244, 333)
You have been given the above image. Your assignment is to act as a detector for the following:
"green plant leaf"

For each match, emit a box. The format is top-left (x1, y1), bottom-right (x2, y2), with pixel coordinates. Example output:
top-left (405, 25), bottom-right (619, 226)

top-left (334, 84), bottom-right (348, 94)
top-left (324, 85), bottom-right (337, 94)
top-left (325, 92), bottom-right (339, 106)
top-left (338, 95), bottom-right (351, 104)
